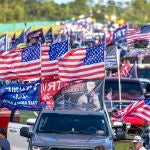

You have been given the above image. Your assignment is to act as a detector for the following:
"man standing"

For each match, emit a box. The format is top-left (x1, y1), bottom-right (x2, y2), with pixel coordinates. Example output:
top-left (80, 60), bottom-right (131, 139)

top-left (132, 135), bottom-right (147, 150)
top-left (0, 128), bottom-right (10, 150)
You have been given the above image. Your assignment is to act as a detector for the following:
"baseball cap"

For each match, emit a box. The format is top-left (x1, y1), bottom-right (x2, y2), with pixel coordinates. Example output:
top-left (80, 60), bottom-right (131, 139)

top-left (132, 135), bottom-right (144, 143)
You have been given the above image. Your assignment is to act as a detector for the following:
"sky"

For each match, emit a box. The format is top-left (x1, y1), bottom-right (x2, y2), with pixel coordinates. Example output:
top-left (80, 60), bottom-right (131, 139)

top-left (53, 0), bottom-right (130, 4)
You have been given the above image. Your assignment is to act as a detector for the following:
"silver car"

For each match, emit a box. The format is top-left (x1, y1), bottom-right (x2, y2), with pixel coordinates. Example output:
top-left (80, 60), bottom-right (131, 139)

top-left (20, 109), bottom-right (115, 150)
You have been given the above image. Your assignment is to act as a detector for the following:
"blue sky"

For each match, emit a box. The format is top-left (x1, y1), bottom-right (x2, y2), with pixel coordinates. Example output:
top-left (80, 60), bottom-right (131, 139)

top-left (53, 0), bottom-right (130, 4)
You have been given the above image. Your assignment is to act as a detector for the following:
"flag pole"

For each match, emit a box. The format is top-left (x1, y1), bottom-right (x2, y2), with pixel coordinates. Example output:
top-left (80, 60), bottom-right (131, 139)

top-left (116, 46), bottom-right (122, 109)
top-left (135, 61), bottom-right (138, 78)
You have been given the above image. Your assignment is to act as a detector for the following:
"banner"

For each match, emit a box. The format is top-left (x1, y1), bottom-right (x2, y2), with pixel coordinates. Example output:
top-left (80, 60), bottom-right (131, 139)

top-left (0, 80), bottom-right (41, 110)
top-left (41, 79), bottom-right (68, 108)
top-left (27, 28), bottom-right (45, 44)
top-left (53, 80), bottom-right (104, 111)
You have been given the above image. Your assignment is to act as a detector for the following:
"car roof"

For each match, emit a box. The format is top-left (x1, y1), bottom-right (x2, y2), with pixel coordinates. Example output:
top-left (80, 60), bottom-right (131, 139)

top-left (105, 77), bottom-right (140, 82)
top-left (139, 78), bottom-right (150, 82)
top-left (41, 109), bottom-right (105, 116)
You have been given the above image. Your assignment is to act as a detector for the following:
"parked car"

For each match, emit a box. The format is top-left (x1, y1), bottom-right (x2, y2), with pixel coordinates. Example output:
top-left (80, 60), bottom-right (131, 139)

top-left (104, 77), bottom-right (145, 134)
top-left (105, 77), bottom-right (144, 106)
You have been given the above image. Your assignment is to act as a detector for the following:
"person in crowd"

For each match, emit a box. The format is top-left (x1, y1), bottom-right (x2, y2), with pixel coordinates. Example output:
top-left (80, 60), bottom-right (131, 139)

top-left (142, 121), bottom-right (150, 149)
top-left (77, 81), bottom-right (100, 111)
top-left (132, 135), bottom-right (147, 150)
top-left (0, 128), bottom-right (10, 150)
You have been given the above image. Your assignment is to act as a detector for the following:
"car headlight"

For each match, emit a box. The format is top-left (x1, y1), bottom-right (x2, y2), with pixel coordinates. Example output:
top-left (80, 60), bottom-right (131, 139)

top-left (32, 146), bottom-right (48, 150)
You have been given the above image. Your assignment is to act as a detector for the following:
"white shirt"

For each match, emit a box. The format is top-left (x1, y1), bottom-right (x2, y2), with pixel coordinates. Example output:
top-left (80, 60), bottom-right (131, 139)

top-left (138, 147), bottom-right (147, 150)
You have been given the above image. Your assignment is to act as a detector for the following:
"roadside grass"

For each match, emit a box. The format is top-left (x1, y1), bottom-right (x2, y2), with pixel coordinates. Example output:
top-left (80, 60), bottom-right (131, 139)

top-left (115, 140), bottom-right (133, 150)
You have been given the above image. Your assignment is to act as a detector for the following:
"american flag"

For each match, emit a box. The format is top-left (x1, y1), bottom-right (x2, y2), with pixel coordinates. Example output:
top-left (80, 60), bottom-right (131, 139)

top-left (126, 27), bottom-right (150, 44)
top-left (58, 39), bottom-right (105, 82)
top-left (45, 27), bottom-right (53, 43)
top-left (0, 43), bottom-right (41, 80)
top-left (41, 40), bottom-right (68, 79)
top-left (112, 100), bottom-right (150, 122)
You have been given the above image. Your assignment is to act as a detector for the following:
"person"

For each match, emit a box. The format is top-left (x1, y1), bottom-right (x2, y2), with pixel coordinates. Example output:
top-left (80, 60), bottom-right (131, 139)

top-left (77, 81), bottom-right (100, 111)
top-left (142, 121), bottom-right (150, 149)
top-left (0, 128), bottom-right (10, 150)
top-left (132, 135), bottom-right (147, 150)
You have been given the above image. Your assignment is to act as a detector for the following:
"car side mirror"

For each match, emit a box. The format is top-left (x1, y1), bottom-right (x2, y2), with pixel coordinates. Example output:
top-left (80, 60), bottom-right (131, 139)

top-left (20, 127), bottom-right (33, 138)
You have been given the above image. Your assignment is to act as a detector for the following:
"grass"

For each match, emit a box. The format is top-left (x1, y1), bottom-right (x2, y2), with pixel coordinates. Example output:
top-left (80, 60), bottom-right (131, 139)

top-left (115, 141), bottom-right (133, 150)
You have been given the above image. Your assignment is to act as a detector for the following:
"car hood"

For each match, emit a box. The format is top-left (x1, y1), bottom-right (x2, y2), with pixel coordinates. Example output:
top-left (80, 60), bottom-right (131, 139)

top-left (32, 133), bottom-right (112, 148)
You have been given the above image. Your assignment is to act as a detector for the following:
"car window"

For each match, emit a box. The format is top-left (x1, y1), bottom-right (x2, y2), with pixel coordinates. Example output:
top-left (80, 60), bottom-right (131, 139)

top-left (105, 80), bottom-right (143, 95)
top-left (137, 67), bottom-right (150, 79)
top-left (36, 113), bottom-right (108, 135)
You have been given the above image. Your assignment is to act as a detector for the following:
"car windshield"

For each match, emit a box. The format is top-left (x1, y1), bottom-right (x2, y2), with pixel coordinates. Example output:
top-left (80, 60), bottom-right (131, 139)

top-left (36, 113), bottom-right (108, 136)
top-left (105, 80), bottom-right (143, 95)
top-left (137, 67), bottom-right (150, 79)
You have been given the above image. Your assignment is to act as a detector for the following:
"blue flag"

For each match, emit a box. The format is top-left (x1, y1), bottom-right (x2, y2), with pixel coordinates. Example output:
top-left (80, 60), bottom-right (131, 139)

top-left (113, 25), bottom-right (127, 44)
top-left (0, 80), bottom-right (41, 110)
top-left (45, 27), bottom-right (53, 43)
top-left (16, 31), bottom-right (25, 47)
